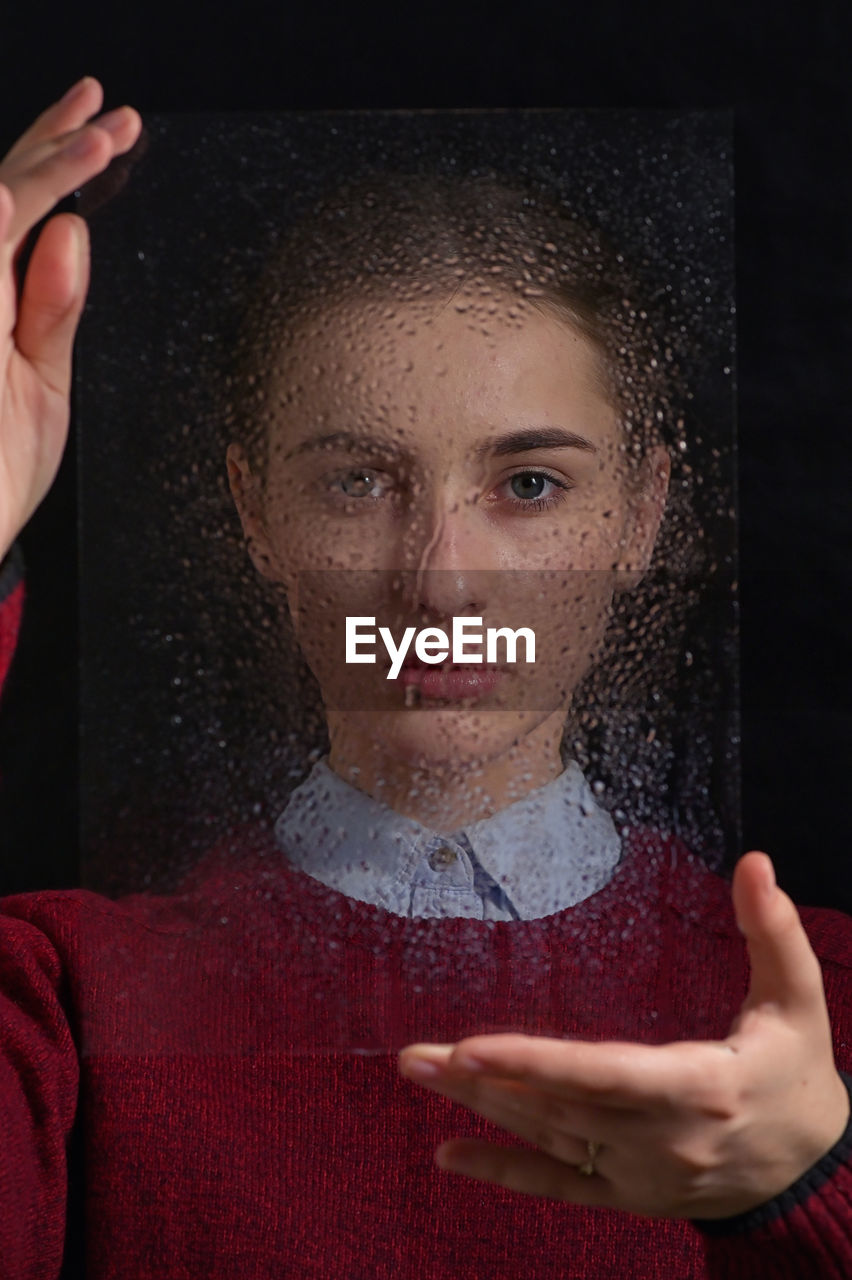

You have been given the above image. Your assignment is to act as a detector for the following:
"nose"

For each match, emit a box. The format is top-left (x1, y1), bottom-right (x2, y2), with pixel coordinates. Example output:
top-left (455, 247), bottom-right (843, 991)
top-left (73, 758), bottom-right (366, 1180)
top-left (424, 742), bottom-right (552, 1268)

top-left (404, 493), bottom-right (494, 619)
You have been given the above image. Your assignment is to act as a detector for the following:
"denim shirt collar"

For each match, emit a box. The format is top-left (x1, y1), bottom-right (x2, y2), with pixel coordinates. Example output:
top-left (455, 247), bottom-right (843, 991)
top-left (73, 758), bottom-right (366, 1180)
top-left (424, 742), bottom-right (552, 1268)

top-left (274, 758), bottom-right (622, 921)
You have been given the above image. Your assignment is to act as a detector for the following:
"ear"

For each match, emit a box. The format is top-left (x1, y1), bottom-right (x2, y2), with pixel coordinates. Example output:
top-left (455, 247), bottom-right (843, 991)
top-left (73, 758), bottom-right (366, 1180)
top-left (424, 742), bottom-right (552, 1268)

top-left (616, 444), bottom-right (671, 588)
top-left (226, 443), bottom-right (280, 581)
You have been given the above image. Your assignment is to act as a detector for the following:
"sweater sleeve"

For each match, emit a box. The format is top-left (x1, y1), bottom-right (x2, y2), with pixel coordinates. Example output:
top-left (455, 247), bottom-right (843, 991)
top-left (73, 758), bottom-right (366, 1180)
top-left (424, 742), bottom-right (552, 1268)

top-left (0, 545), bottom-right (24, 698)
top-left (0, 898), bottom-right (79, 1280)
top-left (694, 1072), bottom-right (852, 1278)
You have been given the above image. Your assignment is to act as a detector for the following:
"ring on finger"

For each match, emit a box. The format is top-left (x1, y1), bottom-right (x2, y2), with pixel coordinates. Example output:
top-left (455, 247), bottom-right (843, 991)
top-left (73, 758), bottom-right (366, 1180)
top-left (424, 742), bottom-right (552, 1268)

top-left (577, 1140), bottom-right (601, 1177)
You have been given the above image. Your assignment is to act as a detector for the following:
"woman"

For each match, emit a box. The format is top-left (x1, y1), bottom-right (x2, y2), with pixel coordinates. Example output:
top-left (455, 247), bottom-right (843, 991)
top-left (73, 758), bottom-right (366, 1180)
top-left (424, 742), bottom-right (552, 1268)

top-left (0, 80), bottom-right (849, 1278)
top-left (223, 166), bottom-right (672, 909)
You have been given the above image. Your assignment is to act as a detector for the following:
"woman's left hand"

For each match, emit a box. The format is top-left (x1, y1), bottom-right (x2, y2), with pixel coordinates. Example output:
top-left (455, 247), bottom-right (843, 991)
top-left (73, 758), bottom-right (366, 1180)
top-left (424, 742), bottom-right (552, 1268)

top-left (398, 851), bottom-right (850, 1219)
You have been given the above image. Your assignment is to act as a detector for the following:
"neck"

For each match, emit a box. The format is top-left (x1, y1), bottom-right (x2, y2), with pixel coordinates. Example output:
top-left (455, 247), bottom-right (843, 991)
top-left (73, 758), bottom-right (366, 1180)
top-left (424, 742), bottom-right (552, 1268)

top-left (326, 711), bottom-right (567, 830)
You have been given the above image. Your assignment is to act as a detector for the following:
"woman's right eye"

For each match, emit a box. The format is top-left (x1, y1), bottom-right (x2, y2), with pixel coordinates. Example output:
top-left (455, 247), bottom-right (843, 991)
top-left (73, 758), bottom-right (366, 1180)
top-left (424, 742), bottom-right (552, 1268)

top-left (328, 468), bottom-right (394, 500)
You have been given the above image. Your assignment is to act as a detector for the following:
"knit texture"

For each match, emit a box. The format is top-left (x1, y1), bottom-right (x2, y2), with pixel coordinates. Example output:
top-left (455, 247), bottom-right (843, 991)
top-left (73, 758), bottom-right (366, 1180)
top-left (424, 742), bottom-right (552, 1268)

top-left (0, 546), bottom-right (23, 699)
top-left (1, 573), bottom-right (851, 1279)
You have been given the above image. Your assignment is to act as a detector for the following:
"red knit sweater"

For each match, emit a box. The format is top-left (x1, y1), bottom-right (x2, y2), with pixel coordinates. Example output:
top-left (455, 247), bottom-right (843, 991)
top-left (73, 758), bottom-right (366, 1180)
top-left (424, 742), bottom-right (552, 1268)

top-left (1, 559), bottom-right (851, 1280)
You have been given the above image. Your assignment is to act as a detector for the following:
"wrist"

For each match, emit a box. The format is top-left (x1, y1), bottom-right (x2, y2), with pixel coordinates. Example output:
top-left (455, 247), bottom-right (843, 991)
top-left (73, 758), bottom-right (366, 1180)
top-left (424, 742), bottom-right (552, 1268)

top-left (0, 543), bottom-right (23, 603)
top-left (693, 1071), bottom-right (852, 1235)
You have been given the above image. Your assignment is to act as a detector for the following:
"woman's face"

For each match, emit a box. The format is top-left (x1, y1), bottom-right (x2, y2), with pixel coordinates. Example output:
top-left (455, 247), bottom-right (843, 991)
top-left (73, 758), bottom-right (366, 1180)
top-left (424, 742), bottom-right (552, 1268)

top-left (228, 290), bottom-right (668, 774)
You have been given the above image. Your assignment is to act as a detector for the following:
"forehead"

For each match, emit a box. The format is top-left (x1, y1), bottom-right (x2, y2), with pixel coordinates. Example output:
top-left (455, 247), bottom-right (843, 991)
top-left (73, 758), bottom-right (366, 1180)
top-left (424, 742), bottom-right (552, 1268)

top-left (266, 293), bottom-right (617, 447)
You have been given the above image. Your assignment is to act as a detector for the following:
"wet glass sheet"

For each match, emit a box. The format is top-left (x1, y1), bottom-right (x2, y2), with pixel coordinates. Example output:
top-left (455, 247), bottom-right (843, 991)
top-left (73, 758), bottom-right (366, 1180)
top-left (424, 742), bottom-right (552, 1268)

top-left (77, 110), bottom-right (735, 1053)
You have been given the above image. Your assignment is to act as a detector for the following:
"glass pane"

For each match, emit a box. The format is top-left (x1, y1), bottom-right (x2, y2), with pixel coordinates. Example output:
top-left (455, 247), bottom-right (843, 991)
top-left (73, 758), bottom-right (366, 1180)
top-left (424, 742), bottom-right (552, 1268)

top-left (77, 109), bottom-right (736, 1054)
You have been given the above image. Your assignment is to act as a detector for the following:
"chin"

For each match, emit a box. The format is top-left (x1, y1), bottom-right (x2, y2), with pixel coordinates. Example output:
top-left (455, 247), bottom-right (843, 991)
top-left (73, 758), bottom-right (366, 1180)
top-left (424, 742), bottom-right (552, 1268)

top-left (364, 706), bottom-right (550, 771)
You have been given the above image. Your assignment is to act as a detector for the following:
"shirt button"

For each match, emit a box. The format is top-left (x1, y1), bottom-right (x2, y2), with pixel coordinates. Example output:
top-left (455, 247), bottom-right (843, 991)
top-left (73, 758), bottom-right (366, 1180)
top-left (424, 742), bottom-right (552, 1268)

top-left (428, 844), bottom-right (458, 871)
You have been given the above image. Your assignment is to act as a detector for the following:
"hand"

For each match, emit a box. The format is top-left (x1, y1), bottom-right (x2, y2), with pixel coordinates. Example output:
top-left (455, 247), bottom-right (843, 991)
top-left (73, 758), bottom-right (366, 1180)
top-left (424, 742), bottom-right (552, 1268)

top-left (0, 78), bottom-right (141, 560)
top-left (399, 852), bottom-right (850, 1219)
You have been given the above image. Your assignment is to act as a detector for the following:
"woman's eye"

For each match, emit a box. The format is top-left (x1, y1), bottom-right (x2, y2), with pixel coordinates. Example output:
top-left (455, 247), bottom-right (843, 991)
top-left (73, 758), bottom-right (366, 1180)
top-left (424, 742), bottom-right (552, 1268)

top-left (502, 470), bottom-right (573, 510)
top-left (333, 468), bottom-right (391, 499)
top-left (510, 472), bottom-right (549, 501)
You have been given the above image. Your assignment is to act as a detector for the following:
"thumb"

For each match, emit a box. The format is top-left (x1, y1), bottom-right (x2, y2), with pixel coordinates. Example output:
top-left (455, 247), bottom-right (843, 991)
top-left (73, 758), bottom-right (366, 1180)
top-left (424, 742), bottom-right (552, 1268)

top-left (15, 212), bottom-right (90, 391)
top-left (732, 851), bottom-right (826, 1015)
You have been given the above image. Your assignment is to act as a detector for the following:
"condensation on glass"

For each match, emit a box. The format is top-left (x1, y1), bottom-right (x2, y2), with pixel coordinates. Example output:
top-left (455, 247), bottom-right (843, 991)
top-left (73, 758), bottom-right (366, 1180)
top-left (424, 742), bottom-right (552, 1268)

top-left (77, 110), bottom-right (736, 1054)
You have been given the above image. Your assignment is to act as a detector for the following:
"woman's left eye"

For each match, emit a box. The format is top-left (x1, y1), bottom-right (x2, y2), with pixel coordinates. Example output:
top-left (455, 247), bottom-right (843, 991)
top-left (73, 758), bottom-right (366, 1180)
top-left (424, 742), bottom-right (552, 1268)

top-left (500, 470), bottom-right (573, 510)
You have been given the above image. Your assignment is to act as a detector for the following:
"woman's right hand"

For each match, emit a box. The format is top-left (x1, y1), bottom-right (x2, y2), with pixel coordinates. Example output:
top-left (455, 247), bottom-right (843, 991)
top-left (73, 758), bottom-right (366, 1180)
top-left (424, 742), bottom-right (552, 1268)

top-left (0, 77), bottom-right (141, 561)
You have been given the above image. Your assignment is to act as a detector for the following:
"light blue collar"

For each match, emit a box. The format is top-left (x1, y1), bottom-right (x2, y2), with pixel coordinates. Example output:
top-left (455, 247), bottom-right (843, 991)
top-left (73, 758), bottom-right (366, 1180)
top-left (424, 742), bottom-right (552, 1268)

top-left (274, 758), bottom-right (622, 920)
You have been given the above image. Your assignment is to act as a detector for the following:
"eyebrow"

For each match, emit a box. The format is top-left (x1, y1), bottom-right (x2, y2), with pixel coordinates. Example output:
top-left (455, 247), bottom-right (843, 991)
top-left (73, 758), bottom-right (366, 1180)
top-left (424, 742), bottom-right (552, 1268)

top-left (280, 424), bottom-right (597, 464)
top-left (475, 426), bottom-right (598, 459)
top-left (280, 431), bottom-right (403, 463)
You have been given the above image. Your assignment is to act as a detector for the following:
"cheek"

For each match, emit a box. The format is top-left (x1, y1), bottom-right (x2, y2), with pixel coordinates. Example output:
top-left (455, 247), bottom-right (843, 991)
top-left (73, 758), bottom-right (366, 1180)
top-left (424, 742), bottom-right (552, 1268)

top-left (285, 569), bottom-right (396, 694)
top-left (565, 485), bottom-right (635, 565)
top-left (497, 507), bottom-right (631, 573)
top-left (532, 574), bottom-right (615, 652)
top-left (265, 501), bottom-right (401, 576)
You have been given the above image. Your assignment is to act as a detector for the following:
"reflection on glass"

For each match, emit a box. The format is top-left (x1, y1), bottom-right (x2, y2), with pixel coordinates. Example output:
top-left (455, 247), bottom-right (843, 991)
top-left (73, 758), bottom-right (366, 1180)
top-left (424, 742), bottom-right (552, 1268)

top-left (78, 111), bottom-right (735, 1050)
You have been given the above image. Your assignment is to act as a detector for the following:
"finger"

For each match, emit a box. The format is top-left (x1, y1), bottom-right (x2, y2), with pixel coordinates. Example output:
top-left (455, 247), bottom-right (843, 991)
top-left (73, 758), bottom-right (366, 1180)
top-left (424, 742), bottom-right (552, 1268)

top-left (1, 109), bottom-right (141, 250)
top-left (3, 77), bottom-right (104, 163)
top-left (402, 1036), bottom-right (747, 1120)
top-left (732, 852), bottom-right (827, 1015)
top-left (401, 1047), bottom-right (636, 1139)
top-left (432, 1076), bottom-right (632, 1157)
top-left (14, 213), bottom-right (90, 393)
top-left (438, 1034), bottom-right (676, 1103)
top-left (399, 1043), bottom-right (455, 1076)
top-left (2, 107), bottom-right (141, 187)
top-left (0, 183), bottom-right (12, 245)
top-left (453, 1096), bottom-right (594, 1167)
top-left (435, 1138), bottom-right (614, 1207)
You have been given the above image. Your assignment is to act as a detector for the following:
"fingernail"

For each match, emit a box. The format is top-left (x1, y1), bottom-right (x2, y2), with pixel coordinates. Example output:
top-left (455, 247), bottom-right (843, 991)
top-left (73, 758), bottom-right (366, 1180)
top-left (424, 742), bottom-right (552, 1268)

top-left (401, 1055), bottom-right (443, 1080)
top-left (94, 107), bottom-right (131, 136)
top-left (62, 219), bottom-right (83, 295)
top-left (59, 77), bottom-right (94, 107)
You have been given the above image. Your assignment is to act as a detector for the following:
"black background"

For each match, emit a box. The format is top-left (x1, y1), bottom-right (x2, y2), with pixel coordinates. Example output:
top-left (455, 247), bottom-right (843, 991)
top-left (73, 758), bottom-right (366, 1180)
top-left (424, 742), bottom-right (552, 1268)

top-left (0, 3), bottom-right (850, 912)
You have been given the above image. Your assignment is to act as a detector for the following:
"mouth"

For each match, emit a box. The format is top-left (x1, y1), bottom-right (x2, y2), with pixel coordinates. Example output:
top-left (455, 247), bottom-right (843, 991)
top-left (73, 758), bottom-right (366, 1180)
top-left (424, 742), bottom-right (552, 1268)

top-left (395, 663), bottom-right (504, 704)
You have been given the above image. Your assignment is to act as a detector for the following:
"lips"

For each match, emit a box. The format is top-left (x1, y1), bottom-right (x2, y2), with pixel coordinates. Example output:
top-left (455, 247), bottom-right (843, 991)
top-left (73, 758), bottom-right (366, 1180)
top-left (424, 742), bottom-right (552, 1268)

top-left (397, 664), bottom-right (504, 701)
top-left (396, 656), bottom-right (502, 677)
top-left (399, 657), bottom-right (488, 670)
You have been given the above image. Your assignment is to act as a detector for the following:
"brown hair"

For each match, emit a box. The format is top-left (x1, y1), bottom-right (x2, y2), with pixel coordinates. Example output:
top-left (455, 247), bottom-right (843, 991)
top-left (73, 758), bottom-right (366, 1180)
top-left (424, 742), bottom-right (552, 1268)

top-left (226, 171), bottom-right (683, 483)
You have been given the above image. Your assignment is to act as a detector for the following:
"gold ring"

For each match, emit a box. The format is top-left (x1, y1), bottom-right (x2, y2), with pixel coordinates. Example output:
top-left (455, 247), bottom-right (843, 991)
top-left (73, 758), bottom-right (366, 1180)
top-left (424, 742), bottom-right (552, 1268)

top-left (577, 1140), bottom-right (601, 1177)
